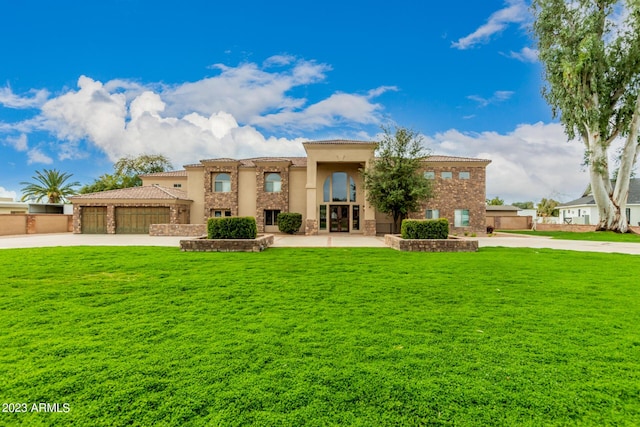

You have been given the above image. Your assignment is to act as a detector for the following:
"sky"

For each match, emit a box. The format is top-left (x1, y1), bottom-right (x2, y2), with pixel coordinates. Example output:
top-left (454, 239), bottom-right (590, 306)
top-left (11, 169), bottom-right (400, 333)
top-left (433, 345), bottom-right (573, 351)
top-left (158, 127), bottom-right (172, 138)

top-left (1, 0), bottom-right (621, 204)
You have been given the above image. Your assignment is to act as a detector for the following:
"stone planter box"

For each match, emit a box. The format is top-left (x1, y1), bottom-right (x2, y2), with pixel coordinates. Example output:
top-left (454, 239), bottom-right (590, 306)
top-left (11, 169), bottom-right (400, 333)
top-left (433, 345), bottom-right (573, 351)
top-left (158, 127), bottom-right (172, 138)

top-left (180, 234), bottom-right (274, 252)
top-left (385, 234), bottom-right (478, 252)
top-left (150, 224), bottom-right (207, 237)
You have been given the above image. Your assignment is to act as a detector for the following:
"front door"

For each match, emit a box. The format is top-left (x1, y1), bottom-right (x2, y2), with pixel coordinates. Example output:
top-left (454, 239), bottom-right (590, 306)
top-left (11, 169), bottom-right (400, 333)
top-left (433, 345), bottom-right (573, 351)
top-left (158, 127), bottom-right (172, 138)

top-left (330, 205), bottom-right (349, 232)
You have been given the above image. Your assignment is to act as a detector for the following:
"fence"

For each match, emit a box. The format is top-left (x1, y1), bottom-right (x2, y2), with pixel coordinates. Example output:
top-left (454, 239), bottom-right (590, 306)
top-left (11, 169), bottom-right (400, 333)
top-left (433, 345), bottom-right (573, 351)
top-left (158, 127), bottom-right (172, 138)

top-left (0, 214), bottom-right (73, 236)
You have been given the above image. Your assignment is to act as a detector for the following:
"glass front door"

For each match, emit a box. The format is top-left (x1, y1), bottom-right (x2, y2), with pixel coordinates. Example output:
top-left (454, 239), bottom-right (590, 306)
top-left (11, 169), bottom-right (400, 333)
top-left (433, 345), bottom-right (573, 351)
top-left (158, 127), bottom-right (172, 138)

top-left (330, 205), bottom-right (349, 232)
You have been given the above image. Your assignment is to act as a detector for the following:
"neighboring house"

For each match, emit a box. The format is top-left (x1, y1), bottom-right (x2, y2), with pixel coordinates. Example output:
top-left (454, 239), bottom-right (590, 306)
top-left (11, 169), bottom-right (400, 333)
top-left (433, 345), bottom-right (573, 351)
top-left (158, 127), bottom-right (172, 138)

top-left (0, 197), bottom-right (28, 214)
top-left (70, 140), bottom-right (491, 235)
top-left (558, 178), bottom-right (640, 226)
top-left (486, 205), bottom-right (520, 217)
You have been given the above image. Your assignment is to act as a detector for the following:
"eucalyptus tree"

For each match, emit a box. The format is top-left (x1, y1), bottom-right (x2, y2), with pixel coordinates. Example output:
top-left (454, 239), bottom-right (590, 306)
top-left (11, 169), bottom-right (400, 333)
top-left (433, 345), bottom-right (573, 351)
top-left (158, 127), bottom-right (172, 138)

top-left (20, 169), bottom-right (80, 203)
top-left (532, 0), bottom-right (640, 232)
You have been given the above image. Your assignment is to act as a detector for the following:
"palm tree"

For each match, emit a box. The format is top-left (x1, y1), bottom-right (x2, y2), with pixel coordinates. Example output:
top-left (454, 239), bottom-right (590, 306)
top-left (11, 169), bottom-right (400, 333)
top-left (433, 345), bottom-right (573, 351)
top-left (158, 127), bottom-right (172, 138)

top-left (20, 169), bottom-right (80, 204)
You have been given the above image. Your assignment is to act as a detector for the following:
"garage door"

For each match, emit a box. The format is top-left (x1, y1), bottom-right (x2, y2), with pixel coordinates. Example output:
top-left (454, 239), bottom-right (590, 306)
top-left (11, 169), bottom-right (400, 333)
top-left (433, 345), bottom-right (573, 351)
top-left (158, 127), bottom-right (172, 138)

top-left (115, 207), bottom-right (170, 234)
top-left (81, 207), bottom-right (107, 234)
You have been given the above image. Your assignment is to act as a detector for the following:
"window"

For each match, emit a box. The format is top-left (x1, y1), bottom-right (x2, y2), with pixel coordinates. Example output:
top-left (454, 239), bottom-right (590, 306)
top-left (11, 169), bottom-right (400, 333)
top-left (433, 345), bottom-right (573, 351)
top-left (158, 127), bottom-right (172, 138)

top-left (173, 183), bottom-right (182, 188)
top-left (323, 172), bottom-right (357, 203)
top-left (454, 209), bottom-right (470, 227)
top-left (212, 210), bottom-right (231, 217)
top-left (424, 171), bottom-right (435, 179)
top-left (332, 172), bottom-right (348, 202)
top-left (352, 205), bottom-right (360, 230)
top-left (425, 209), bottom-right (439, 219)
top-left (459, 171), bottom-right (470, 179)
top-left (350, 177), bottom-right (356, 202)
top-left (441, 171), bottom-right (452, 179)
top-left (265, 209), bottom-right (281, 226)
top-left (319, 205), bottom-right (327, 230)
top-left (265, 173), bottom-right (281, 192)
top-left (214, 173), bottom-right (231, 192)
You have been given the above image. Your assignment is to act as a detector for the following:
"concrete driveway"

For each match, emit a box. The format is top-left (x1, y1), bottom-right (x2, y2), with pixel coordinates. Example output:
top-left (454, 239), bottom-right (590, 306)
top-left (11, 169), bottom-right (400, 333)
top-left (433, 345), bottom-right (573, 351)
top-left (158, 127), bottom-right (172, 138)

top-left (0, 232), bottom-right (639, 255)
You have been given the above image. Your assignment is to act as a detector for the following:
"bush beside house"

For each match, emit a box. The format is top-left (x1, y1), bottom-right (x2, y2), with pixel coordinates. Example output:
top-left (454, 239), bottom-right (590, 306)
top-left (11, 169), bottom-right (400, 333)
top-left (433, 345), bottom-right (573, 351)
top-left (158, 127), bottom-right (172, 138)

top-left (207, 217), bottom-right (258, 239)
top-left (277, 212), bottom-right (302, 234)
top-left (401, 219), bottom-right (449, 239)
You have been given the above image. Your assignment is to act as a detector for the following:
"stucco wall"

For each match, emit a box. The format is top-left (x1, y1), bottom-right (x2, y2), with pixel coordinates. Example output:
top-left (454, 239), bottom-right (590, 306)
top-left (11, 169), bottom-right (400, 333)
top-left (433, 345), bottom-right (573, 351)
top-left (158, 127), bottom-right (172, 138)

top-left (238, 168), bottom-right (257, 217)
top-left (186, 166), bottom-right (205, 224)
top-left (289, 169), bottom-right (307, 224)
top-left (0, 214), bottom-right (72, 235)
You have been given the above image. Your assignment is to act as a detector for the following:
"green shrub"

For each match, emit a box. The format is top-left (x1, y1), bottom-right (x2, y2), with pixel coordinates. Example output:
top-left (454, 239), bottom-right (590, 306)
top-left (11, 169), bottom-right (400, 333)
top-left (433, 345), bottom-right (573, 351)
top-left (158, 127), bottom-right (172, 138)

top-left (207, 217), bottom-right (257, 239)
top-left (401, 218), bottom-right (449, 239)
top-left (277, 212), bottom-right (302, 234)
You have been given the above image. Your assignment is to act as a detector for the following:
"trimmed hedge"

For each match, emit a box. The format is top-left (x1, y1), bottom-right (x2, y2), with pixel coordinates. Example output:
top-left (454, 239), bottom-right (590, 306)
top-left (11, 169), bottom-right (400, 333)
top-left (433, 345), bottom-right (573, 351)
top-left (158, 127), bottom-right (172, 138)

top-left (401, 218), bottom-right (449, 239)
top-left (277, 212), bottom-right (302, 234)
top-left (207, 217), bottom-right (258, 239)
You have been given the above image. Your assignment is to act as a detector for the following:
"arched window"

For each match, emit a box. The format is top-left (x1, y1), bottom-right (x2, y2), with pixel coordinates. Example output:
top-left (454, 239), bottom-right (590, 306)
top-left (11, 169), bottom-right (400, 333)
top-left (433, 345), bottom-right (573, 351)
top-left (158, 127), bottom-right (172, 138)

top-left (265, 173), bottom-right (281, 192)
top-left (214, 173), bottom-right (231, 192)
top-left (323, 172), bottom-right (356, 202)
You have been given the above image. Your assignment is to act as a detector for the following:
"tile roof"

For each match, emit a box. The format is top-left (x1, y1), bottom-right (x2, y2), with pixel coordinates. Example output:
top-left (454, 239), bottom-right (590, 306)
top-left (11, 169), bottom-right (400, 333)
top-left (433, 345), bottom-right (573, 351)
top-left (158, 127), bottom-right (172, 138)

top-left (486, 205), bottom-right (520, 211)
top-left (240, 157), bottom-right (307, 167)
top-left (140, 170), bottom-right (188, 177)
top-left (70, 185), bottom-right (190, 201)
top-left (188, 155), bottom-right (487, 168)
top-left (303, 139), bottom-right (375, 145)
top-left (427, 155), bottom-right (491, 163)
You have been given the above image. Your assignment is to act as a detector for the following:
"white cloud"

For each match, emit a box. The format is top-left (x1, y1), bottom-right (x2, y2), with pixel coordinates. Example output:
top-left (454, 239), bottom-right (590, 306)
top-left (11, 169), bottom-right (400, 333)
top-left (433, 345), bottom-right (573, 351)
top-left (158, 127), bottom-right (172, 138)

top-left (0, 186), bottom-right (18, 200)
top-left (5, 133), bottom-right (28, 151)
top-left (452, 0), bottom-right (529, 50)
top-left (424, 122), bottom-right (589, 202)
top-left (1, 58), bottom-right (389, 169)
top-left (0, 87), bottom-right (50, 109)
top-left (27, 147), bottom-right (53, 165)
top-left (467, 90), bottom-right (514, 107)
top-left (164, 58), bottom-right (331, 122)
top-left (506, 47), bottom-right (539, 62)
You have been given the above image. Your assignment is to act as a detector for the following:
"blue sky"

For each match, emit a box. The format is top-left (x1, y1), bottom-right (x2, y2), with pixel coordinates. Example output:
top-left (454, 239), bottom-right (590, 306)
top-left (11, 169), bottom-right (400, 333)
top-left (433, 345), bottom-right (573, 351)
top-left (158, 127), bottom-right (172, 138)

top-left (1, 0), bottom-right (600, 203)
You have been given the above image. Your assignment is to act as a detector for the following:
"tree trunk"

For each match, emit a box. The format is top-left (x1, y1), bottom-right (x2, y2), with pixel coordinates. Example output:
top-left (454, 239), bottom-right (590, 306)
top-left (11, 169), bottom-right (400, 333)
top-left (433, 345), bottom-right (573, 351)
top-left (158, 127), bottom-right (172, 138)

top-left (586, 131), bottom-right (629, 233)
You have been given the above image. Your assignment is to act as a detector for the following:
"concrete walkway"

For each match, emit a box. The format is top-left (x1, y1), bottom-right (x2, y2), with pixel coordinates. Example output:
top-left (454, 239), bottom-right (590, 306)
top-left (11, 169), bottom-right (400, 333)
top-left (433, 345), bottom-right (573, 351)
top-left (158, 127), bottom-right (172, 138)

top-left (0, 232), bottom-right (639, 255)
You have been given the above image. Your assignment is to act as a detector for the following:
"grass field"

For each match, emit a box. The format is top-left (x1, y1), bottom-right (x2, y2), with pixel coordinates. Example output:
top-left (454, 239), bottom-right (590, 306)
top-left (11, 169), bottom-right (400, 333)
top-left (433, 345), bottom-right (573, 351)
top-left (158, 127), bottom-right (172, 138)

top-left (499, 229), bottom-right (640, 242)
top-left (1, 246), bottom-right (639, 426)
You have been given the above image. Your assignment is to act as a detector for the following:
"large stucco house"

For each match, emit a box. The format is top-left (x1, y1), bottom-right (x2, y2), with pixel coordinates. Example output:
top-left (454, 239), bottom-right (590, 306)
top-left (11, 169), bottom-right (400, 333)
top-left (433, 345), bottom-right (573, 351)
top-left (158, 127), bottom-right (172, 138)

top-left (70, 140), bottom-right (491, 235)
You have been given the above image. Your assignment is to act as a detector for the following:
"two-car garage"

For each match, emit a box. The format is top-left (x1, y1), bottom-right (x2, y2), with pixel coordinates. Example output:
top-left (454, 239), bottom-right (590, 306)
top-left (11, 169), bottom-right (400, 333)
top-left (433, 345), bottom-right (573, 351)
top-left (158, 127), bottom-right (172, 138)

top-left (70, 186), bottom-right (191, 234)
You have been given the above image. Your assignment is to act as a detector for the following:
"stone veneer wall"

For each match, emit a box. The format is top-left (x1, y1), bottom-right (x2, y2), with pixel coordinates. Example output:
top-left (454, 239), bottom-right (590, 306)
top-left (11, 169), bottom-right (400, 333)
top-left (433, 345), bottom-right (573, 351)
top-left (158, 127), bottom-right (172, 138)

top-left (149, 224), bottom-right (207, 236)
top-left (363, 219), bottom-right (376, 236)
top-left (305, 219), bottom-right (318, 235)
top-left (255, 165), bottom-right (289, 233)
top-left (180, 234), bottom-right (274, 252)
top-left (385, 234), bottom-right (478, 252)
top-left (204, 165), bottom-right (239, 218)
top-left (408, 165), bottom-right (487, 235)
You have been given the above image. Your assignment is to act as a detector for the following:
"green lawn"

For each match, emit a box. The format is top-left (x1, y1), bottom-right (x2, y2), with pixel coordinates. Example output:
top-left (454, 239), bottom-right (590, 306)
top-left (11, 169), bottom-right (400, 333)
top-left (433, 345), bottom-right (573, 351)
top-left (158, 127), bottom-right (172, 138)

top-left (1, 247), bottom-right (639, 426)
top-left (500, 229), bottom-right (640, 242)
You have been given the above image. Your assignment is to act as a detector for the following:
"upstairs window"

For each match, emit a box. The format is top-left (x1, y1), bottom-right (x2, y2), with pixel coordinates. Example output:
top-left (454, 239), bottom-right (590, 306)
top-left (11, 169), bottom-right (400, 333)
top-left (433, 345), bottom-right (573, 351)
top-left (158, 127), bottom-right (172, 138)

top-left (424, 171), bottom-right (435, 179)
top-left (459, 171), bottom-right (470, 179)
top-left (265, 173), bottom-right (282, 192)
top-left (323, 172), bottom-right (357, 202)
top-left (214, 173), bottom-right (231, 192)
top-left (441, 171), bottom-right (452, 179)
